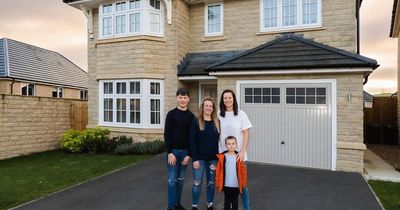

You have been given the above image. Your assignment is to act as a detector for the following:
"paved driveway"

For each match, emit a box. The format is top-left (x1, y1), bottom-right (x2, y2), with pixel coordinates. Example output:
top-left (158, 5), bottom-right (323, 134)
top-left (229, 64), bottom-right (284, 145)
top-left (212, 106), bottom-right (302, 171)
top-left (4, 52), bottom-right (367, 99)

top-left (15, 154), bottom-right (382, 210)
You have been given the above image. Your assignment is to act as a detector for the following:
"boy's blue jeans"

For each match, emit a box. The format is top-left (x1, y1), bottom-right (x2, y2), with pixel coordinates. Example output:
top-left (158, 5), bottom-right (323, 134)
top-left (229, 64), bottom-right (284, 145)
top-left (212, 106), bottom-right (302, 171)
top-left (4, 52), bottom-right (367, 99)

top-left (167, 149), bottom-right (188, 209)
top-left (191, 160), bottom-right (217, 207)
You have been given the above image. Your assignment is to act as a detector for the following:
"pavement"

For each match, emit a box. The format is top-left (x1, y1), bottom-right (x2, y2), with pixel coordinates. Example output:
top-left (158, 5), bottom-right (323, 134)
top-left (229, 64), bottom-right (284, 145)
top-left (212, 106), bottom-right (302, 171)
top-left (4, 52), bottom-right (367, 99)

top-left (364, 149), bottom-right (400, 182)
top-left (14, 154), bottom-right (382, 210)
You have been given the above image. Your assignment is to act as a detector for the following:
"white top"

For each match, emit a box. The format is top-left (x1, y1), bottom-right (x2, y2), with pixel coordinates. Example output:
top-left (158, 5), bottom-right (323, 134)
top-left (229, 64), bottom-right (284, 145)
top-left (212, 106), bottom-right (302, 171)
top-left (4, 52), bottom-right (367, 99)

top-left (218, 110), bottom-right (252, 161)
top-left (224, 153), bottom-right (238, 187)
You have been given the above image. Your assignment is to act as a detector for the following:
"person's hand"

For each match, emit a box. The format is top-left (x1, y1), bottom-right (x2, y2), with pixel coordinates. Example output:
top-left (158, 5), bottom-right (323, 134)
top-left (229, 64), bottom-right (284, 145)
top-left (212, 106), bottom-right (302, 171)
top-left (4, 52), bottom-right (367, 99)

top-left (237, 150), bottom-right (245, 162)
top-left (168, 153), bottom-right (176, 166)
top-left (181, 156), bottom-right (191, 165)
top-left (193, 161), bottom-right (200, 169)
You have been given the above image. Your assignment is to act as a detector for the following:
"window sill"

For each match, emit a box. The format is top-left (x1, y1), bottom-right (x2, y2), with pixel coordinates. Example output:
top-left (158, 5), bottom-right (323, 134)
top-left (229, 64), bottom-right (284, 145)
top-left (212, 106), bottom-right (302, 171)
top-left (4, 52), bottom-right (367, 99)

top-left (95, 35), bottom-right (166, 46)
top-left (201, 35), bottom-right (227, 42)
top-left (95, 124), bottom-right (164, 134)
top-left (257, 26), bottom-right (326, 36)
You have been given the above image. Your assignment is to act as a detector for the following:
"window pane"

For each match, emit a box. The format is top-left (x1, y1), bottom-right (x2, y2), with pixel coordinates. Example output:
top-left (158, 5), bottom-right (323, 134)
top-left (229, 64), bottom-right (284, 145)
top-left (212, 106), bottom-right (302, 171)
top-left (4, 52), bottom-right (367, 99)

top-left (302, 0), bottom-right (318, 24)
top-left (286, 88), bottom-right (295, 95)
top-left (117, 82), bottom-right (126, 94)
top-left (116, 2), bottom-right (126, 12)
top-left (296, 88), bottom-right (305, 95)
top-left (316, 96), bottom-right (326, 104)
top-left (22, 85), bottom-right (27, 96)
top-left (130, 81), bottom-right (140, 94)
top-left (263, 96), bottom-right (271, 103)
top-left (150, 82), bottom-right (160, 95)
top-left (306, 96), bottom-right (316, 104)
top-left (245, 96), bottom-right (252, 103)
top-left (296, 96), bottom-right (305, 104)
top-left (130, 0), bottom-right (140, 9)
top-left (104, 82), bottom-right (113, 94)
top-left (28, 84), bottom-right (34, 96)
top-left (283, 0), bottom-right (297, 26)
top-left (207, 5), bottom-right (222, 33)
top-left (104, 98), bottom-right (113, 122)
top-left (317, 88), bottom-right (326, 95)
top-left (130, 99), bottom-right (140, 123)
top-left (117, 98), bottom-right (127, 123)
top-left (263, 0), bottom-right (277, 28)
top-left (262, 88), bottom-right (270, 95)
top-left (129, 13), bottom-right (140, 33)
top-left (272, 88), bottom-right (280, 95)
top-left (306, 88), bottom-right (315, 95)
top-left (103, 17), bottom-right (112, 36)
top-left (272, 96), bottom-right (280, 103)
top-left (254, 96), bottom-right (262, 103)
top-left (245, 88), bottom-right (253, 95)
top-left (286, 96), bottom-right (295, 104)
top-left (150, 13), bottom-right (160, 33)
top-left (254, 88), bottom-right (261, 95)
top-left (150, 99), bottom-right (161, 124)
top-left (103, 4), bottom-right (112, 14)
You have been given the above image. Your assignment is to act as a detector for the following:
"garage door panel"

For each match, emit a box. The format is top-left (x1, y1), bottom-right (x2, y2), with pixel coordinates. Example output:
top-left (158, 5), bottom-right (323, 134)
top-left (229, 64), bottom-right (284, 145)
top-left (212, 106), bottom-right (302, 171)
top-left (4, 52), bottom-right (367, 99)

top-left (241, 82), bottom-right (332, 170)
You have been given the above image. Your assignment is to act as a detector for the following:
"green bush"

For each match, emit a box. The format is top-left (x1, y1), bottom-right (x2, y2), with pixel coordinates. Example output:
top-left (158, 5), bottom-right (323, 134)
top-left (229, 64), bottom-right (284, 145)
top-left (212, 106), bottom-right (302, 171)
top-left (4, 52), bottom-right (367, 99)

top-left (103, 135), bottom-right (134, 153)
top-left (81, 127), bottom-right (110, 154)
top-left (114, 140), bottom-right (165, 155)
top-left (60, 129), bottom-right (84, 153)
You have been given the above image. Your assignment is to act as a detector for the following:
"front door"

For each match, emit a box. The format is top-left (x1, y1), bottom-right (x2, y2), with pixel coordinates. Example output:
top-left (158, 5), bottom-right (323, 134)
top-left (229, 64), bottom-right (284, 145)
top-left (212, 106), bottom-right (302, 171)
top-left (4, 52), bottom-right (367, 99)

top-left (199, 83), bottom-right (218, 103)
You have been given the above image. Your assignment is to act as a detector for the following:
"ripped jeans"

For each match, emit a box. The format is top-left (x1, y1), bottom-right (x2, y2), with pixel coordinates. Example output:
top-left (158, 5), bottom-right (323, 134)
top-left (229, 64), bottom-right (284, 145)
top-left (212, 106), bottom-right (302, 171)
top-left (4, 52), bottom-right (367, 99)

top-left (167, 149), bottom-right (188, 209)
top-left (192, 159), bottom-right (217, 207)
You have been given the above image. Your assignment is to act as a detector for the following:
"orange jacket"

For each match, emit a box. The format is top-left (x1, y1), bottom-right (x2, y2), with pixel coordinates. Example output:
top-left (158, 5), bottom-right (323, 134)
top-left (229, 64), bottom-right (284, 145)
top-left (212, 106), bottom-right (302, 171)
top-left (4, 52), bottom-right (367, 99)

top-left (215, 151), bottom-right (248, 193)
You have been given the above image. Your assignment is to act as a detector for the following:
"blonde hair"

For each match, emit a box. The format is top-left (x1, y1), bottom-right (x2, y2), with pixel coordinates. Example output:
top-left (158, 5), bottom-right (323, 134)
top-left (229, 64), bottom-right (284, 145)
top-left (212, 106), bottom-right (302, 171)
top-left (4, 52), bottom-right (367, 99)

top-left (197, 96), bottom-right (220, 133)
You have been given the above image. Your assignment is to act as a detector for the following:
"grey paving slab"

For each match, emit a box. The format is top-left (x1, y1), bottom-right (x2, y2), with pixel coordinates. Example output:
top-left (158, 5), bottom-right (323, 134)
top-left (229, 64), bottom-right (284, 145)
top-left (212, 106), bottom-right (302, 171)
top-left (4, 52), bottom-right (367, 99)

top-left (14, 154), bottom-right (382, 210)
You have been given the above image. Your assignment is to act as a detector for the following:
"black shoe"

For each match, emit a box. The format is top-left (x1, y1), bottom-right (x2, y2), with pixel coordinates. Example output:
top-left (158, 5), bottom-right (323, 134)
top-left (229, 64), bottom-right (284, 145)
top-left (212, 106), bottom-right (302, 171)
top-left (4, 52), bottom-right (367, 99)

top-left (207, 206), bottom-right (213, 210)
top-left (175, 205), bottom-right (186, 210)
top-left (167, 208), bottom-right (174, 210)
top-left (191, 207), bottom-right (198, 210)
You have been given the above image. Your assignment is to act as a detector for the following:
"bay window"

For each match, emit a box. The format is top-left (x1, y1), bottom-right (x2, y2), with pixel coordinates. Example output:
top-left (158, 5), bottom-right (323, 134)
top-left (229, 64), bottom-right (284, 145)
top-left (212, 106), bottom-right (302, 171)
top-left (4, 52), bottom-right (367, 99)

top-left (99, 0), bottom-right (164, 39)
top-left (99, 79), bottom-right (164, 128)
top-left (261, 0), bottom-right (321, 32)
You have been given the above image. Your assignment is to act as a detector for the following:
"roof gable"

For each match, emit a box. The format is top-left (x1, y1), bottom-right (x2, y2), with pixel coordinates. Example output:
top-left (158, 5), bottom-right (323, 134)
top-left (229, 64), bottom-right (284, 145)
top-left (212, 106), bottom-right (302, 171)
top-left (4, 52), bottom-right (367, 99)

top-left (206, 34), bottom-right (379, 72)
top-left (3, 38), bottom-right (88, 89)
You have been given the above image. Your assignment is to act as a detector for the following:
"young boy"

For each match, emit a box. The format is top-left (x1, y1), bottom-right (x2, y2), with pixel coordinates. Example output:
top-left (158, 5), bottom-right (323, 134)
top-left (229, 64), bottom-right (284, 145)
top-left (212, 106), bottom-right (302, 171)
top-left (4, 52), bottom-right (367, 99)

top-left (216, 136), bottom-right (248, 210)
top-left (164, 88), bottom-right (195, 210)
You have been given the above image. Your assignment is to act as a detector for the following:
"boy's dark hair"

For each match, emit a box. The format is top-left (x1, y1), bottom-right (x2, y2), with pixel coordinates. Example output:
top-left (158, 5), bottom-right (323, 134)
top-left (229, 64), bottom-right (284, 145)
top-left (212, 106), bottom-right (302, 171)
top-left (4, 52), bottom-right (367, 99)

top-left (225, 135), bottom-right (237, 144)
top-left (176, 88), bottom-right (190, 97)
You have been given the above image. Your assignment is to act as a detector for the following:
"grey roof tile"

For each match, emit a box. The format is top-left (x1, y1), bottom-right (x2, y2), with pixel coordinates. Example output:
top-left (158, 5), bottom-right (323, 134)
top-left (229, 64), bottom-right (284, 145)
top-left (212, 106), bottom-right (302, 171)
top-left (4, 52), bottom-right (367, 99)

top-left (1, 38), bottom-right (88, 89)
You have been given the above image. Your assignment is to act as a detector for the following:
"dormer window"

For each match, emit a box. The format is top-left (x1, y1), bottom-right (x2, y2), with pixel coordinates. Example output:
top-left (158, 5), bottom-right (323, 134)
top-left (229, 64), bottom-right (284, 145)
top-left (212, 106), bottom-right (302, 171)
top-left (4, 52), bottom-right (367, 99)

top-left (99, 0), bottom-right (164, 39)
top-left (261, 0), bottom-right (321, 32)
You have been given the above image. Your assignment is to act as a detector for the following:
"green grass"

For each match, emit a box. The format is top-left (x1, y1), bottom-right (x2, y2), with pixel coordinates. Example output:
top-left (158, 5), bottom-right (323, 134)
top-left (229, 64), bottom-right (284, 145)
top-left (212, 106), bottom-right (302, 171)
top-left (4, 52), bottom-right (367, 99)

top-left (368, 180), bottom-right (400, 210)
top-left (0, 150), bottom-right (151, 210)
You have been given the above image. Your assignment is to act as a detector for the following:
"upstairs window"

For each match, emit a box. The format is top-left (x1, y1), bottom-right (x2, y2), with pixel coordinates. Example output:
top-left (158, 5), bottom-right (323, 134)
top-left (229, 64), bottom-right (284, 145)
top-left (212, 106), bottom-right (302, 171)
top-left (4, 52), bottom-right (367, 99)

top-left (52, 87), bottom-right (63, 98)
top-left (21, 83), bottom-right (35, 96)
top-left (261, 0), bottom-right (321, 32)
top-left (205, 3), bottom-right (223, 36)
top-left (99, 0), bottom-right (164, 39)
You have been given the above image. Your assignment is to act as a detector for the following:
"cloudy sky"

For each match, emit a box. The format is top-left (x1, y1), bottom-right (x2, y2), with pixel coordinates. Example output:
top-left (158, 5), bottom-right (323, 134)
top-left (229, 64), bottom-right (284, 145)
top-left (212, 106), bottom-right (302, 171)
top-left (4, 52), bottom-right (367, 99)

top-left (0, 0), bottom-right (397, 94)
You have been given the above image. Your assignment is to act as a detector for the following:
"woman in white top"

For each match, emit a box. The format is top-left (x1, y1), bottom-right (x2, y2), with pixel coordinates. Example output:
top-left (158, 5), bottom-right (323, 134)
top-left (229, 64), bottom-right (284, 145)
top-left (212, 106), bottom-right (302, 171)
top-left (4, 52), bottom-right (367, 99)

top-left (218, 89), bottom-right (252, 210)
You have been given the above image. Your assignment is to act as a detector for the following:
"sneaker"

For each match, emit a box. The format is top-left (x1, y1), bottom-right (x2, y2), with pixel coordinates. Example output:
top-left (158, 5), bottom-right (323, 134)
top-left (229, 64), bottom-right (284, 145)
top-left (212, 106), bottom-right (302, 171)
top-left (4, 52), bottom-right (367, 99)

top-left (207, 206), bottom-right (213, 210)
top-left (191, 207), bottom-right (198, 210)
top-left (175, 205), bottom-right (186, 210)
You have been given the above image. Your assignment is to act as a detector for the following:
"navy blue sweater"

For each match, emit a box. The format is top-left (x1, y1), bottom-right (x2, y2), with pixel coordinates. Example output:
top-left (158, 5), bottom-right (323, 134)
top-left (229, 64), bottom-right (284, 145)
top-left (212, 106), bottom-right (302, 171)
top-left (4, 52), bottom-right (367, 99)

top-left (189, 119), bottom-right (219, 161)
top-left (164, 108), bottom-right (195, 154)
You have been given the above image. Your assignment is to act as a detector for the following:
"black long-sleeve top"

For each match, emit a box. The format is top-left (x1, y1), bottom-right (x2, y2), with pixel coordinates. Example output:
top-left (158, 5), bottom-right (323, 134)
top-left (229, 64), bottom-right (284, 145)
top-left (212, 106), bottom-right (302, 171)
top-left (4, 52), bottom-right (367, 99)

top-left (164, 108), bottom-right (195, 154)
top-left (189, 119), bottom-right (219, 161)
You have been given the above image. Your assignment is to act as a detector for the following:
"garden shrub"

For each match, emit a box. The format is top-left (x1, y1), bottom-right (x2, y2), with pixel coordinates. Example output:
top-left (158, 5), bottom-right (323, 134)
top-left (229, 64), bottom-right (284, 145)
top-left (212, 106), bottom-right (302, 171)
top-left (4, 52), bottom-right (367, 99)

top-left (81, 127), bottom-right (110, 154)
top-left (60, 129), bottom-right (84, 153)
top-left (114, 140), bottom-right (165, 155)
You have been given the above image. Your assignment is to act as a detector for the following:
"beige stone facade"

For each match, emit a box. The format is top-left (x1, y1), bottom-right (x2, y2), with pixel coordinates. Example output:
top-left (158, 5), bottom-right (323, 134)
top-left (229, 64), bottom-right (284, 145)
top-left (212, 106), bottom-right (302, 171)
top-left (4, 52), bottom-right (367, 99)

top-left (74, 0), bottom-right (370, 172)
top-left (0, 80), bottom-right (85, 100)
top-left (0, 94), bottom-right (87, 160)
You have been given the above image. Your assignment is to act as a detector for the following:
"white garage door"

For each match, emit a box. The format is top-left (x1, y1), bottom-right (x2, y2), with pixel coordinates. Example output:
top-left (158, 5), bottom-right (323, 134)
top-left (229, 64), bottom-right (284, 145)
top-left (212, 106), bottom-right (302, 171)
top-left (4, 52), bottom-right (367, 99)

top-left (240, 81), bottom-right (333, 170)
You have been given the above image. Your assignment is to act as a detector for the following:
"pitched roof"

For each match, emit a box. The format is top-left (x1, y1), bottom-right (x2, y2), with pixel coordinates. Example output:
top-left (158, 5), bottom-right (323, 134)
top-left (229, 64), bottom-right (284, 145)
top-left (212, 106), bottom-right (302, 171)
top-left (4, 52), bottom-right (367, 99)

top-left (178, 51), bottom-right (242, 76)
top-left (390, 0), bottom-right (399, 37)
top-left (0, 38), bottom-right (88, 89)
top-left (206, 34), bottom-right (379, 72)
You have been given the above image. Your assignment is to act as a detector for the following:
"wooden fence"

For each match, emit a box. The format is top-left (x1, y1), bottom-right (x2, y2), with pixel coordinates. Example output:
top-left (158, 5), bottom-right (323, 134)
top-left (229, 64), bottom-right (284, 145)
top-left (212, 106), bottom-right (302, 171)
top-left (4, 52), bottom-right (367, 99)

top-left (364, 96), bottom-right (398, 145)
top-left (70, 101), bottom-right (88, 131)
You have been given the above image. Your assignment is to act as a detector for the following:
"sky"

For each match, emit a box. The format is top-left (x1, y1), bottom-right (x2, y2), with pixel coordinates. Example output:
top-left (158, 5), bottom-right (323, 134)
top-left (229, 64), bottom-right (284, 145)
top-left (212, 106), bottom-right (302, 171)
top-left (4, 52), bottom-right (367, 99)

top-left (0, 0), bottom-right (397, 94)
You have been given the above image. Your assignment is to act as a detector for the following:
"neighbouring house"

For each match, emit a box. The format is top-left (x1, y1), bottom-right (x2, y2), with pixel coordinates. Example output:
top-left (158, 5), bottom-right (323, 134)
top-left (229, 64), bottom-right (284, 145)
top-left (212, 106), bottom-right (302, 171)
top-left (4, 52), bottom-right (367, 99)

top-left (0, 38), bottom-right (88, 100)
top-left (363, 91), bottom-right (373, 108)
top-left (390, 0), bottom-right (400, 143)
top-left (63, 0), bottom-right (379, 172)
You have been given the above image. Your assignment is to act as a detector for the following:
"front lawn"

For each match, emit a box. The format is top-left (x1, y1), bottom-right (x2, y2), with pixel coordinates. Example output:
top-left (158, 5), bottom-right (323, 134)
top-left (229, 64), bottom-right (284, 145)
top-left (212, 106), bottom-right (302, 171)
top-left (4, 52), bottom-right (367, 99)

top-left (0, 150), bottom-right (151, 210)
top-left (368, 180), bottom-right (400, 210)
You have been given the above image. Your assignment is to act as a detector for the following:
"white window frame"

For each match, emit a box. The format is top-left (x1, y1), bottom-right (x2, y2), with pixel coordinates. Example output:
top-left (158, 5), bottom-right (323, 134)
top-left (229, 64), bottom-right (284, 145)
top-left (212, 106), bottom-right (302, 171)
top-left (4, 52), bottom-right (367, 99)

top-left (99, 0), bottom-right (164, 39)
top-left (99, 79), bottom-right (164, 129)
top-left (52, 87), bottom-right (63, 98)
top-left (21, 83), bottom-right (35, 96)
top-left (260, 0), bottom-right (322, 32)
top-left (80, 90), bottom-right (88, 100)
top-left (204, 3), bottom-right (224, 37)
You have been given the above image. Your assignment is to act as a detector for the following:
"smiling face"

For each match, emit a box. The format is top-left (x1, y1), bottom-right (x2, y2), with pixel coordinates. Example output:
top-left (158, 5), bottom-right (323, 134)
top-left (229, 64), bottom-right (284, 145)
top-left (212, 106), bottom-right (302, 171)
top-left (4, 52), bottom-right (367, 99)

top-left (225, 138), bottom-right (237, 152)
top-left (202, 99), bottom-right (214, 117)
top-left (223, 92), bottom-right (234, 110)
top-left (176, 94), bottom-right (189, 109)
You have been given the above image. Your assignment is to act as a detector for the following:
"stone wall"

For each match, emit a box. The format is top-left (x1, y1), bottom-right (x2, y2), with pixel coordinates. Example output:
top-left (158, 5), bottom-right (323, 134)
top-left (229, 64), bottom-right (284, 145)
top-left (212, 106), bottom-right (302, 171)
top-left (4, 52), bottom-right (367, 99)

top-left (0, 94), bottom-right (87, 160)
top-left (189, 0), bottom-right (357, 53)
top-left (216, 73), bottom-right (365, 172)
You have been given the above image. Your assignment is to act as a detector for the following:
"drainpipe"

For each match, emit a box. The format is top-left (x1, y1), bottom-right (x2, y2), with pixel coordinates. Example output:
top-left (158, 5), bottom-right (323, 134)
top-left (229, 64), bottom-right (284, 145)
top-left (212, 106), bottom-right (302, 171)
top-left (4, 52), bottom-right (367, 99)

top-left (356, 0), bottom-right (360, 54)
top-left (10, 78), bottom-right (15, 94)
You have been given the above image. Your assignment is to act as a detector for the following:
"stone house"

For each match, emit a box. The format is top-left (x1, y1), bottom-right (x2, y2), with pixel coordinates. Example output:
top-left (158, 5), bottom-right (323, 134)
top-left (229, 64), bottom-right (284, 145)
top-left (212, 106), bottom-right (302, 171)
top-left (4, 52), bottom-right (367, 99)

top-left (390, 0), bottom-right (399, 143)
top-left (63, 0), bottom-right (379, 172)
top-left (0, 38), bottom-right (88, 100)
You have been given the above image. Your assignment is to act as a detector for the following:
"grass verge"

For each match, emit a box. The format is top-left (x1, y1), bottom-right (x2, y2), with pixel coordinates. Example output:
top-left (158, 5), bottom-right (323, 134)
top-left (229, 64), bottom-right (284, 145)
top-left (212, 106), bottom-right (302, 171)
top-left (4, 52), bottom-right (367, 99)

top-left (368, 180), bottom-right (400, 210)
top-left (0, 150), bottom-right (151, 210)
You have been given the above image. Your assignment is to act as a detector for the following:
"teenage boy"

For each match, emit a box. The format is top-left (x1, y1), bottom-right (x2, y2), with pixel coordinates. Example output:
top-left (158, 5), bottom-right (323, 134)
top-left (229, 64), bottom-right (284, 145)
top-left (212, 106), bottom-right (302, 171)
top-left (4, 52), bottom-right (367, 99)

top-left (164, 88), bottom-right (195, 210)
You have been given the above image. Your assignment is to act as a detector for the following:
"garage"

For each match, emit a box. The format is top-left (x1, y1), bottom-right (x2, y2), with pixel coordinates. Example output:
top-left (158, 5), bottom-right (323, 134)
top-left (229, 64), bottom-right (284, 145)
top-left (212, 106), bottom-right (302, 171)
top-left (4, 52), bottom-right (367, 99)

top-left (238, 80), bottom-right (336, 170)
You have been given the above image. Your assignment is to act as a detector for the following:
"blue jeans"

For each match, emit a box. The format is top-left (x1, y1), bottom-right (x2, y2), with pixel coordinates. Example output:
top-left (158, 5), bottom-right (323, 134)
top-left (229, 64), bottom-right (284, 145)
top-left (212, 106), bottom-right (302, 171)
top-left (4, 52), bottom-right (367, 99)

top-left (192, 160), bottom-right (217, 207)
top-left (241, 162), bottom-right (250, 210)
top-left (167, 149), bottom-right (188, 209)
